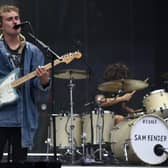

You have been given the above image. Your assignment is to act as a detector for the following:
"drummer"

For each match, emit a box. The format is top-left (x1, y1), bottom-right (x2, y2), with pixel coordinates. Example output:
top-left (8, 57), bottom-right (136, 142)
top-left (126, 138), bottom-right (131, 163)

top-left (100, 63), bottom-right (136, 125)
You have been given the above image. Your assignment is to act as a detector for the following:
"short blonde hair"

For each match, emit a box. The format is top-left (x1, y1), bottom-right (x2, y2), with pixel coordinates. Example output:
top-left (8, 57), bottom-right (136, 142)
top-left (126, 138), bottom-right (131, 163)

top-left (0, 5), bottom-right (19, 23)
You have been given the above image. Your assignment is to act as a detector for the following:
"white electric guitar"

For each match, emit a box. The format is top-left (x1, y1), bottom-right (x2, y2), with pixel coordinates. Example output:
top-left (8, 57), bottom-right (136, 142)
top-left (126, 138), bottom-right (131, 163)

top-left (0, 51), bottom-right (82, 107)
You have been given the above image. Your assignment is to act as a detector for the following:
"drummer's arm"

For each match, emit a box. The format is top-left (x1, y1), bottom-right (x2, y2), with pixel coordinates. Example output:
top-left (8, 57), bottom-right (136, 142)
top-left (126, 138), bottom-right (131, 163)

top-left (100, 96), bottom-right (123, 107)
top-left (101, 91), bottom-right (135, 107)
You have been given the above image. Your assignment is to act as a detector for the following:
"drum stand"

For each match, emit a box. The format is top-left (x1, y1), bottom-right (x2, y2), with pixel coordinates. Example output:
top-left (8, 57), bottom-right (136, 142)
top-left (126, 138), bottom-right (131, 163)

top-left (44, 123), bottom-right (52, 161)
top-left (94, 106), bottom-right (108, 162)
top-left (65, 79), bottom-right (81, 164)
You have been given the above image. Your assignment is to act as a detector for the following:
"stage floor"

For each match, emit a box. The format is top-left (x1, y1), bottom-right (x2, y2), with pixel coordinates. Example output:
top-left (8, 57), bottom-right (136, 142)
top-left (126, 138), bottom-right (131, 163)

top-left (2, 152), bottom-right (168, 167)
top-left (62, 166), bottom-right (167, 168)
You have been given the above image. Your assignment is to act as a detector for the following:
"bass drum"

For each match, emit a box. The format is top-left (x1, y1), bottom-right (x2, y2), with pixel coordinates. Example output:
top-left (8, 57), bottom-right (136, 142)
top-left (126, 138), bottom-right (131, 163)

top-left (143, 89), bottom-right (168, 118)
top-left (111, 114), bottom-right (168, 165)
top-left (83, 110), bottom-right (114, 144)
top-left (50, 114), bottom-right (82, 149)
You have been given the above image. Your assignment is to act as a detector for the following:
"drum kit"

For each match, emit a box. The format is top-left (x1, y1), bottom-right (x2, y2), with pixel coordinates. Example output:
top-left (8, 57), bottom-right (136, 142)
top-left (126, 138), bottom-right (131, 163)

top-left (47, 69), bottom-right (168, 165)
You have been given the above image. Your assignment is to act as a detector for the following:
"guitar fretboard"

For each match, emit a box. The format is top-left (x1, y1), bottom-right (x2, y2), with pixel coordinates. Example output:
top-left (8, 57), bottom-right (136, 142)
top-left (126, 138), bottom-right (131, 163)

top-left (11, 52), bottom-right (81, 88)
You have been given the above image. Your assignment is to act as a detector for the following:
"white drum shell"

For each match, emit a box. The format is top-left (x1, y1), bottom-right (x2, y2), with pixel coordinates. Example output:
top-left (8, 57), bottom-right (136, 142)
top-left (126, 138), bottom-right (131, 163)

top-left (50, 114), bottom-right (82, 148)
top-left (82, 110), bottom-right (114, 144)
top-left (83, 111), bottom-right (114, 144)
top-left (143, 89), bottom-right (168, 118)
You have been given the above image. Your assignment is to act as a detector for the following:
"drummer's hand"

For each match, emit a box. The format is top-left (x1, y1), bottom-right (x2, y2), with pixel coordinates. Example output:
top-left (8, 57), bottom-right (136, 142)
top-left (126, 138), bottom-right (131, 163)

top-left (122, 90), bottom-right (136, 102)
top-left (98, 96), bottom-right (110, 107)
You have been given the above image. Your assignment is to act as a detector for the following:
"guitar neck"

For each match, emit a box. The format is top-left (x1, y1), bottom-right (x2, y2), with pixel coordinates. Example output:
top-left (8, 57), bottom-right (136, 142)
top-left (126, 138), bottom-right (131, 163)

top-left (12, 50), bottom-right (83, 88)
top-left (12, 59), bottom-right (64, 88)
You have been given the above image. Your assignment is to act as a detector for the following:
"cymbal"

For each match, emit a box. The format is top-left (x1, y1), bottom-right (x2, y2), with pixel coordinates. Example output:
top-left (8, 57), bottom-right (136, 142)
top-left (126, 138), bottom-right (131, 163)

top-left (98, 81), bottom-right (123, 92)
top-left (54, 69), bottom-right (89, 80)
top-left (98, 79), bottom-right (149, 92)
top-left (120, 79), bottom-right (149, 92)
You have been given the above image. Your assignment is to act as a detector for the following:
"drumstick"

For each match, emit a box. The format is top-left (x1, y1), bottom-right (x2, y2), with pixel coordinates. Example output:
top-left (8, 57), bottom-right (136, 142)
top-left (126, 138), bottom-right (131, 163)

top-left (134, 108), bottom-right (144, 113)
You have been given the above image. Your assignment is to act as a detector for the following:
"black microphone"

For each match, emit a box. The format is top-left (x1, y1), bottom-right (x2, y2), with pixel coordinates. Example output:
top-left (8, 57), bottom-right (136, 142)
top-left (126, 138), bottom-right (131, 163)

top-left (13, 21), bottom-right (29, 29)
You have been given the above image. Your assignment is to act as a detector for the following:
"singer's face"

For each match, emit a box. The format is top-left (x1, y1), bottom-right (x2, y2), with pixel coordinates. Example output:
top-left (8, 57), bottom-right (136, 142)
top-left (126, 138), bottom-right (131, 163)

top-left (1, 11), bottom-right (21, 36)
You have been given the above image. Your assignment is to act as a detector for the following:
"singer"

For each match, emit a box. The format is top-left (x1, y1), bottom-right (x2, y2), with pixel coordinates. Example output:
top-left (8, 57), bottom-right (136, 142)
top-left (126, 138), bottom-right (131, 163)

top-left (0, 4), bottom-right (50, 162)
top-left (99, 63), bottom-right (136, 125)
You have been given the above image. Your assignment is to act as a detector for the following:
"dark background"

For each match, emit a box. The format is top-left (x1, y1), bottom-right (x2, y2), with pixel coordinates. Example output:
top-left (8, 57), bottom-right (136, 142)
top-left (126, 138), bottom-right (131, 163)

top-left (1, 0), bottom-right (168, 153)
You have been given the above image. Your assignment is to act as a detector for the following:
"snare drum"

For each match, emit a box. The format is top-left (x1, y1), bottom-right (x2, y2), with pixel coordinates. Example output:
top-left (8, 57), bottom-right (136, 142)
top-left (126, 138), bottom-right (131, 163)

top-left (50, 114), bottom-right (82, 148)
top-left (143, 89), bottom-right (168, 118)
top-left (82, 110), bottom-right (114, 144)
top-left (111, 114), bottom-right (168, 165)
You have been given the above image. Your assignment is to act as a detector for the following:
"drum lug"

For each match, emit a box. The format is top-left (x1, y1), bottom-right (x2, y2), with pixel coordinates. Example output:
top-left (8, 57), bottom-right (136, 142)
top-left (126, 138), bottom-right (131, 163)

top-left (128, 123), bottom-right (134, 127)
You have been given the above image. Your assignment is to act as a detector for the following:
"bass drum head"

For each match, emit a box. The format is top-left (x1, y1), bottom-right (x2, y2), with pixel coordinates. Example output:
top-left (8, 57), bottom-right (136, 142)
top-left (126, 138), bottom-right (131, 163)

top-left (111, 114), bottom-right (168, 165)
top-left (131, 114), bottom-right (168, 165)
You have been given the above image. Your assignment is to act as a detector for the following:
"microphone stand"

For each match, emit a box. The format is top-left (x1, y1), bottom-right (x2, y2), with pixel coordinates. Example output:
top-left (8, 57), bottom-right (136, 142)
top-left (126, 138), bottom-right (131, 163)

top-left (27, 31), bottom-right (61, 161)
top-left (27, 32), bottom-right (61, 59)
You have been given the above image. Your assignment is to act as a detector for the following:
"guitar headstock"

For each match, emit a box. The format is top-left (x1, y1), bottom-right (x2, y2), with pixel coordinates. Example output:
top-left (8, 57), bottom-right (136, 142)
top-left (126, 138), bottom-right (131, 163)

top-left (62, 51), bottom-right (82, 64)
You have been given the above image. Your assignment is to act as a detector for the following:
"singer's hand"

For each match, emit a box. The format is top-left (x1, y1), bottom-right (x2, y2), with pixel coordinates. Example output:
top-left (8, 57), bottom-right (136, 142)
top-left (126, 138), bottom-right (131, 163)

top-left (36, 66), bottom-right (50, 87)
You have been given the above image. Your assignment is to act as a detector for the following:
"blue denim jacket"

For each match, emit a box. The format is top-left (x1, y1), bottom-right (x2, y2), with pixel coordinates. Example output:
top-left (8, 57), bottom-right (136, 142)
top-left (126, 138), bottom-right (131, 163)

top-left (0, 39), bottom-right (50, 148)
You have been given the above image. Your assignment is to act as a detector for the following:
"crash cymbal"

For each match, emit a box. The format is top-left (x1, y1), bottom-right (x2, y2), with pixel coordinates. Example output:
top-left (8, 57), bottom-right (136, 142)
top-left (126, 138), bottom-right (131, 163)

top-left (98, 81), bottom-right (123, 92)
top-left (98, 79), bottom-right (149, 92)
top-left (54, 69), bottom-right (89, 80)
top-left (120, 79), bottom-right (149, 92)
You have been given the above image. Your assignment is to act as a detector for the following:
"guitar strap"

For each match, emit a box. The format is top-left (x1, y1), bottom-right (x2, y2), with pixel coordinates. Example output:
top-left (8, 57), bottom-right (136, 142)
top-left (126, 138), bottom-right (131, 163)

top-left (19, 45), bottom-right (26, 76)
top-left (17, 34), bottom-right (26, 76)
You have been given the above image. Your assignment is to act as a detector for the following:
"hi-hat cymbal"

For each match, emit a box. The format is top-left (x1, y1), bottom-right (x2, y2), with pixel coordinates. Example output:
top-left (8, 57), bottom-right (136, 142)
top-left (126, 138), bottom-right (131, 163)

top-left (54, 69), bottom-right (89, 80)
top-left (98, 79), bottom-right (149, 92)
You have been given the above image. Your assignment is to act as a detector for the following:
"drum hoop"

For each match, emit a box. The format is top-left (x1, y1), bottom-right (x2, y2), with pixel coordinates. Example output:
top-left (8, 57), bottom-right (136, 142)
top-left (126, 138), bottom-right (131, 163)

top-left (51, 113), bottom-right (80, 117)
top-left (87, 110), bottom-right (113, 114)
top-left (104, 110), bottom-right (113, 114)
top-left (150, 89), bottom-right (165, 95)
top-left (51, 114), bottom-right (60, 117)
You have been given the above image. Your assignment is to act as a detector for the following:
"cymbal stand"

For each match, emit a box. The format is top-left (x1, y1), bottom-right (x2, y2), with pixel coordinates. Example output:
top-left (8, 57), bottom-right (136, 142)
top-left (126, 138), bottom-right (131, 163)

top-left (94, 105), bottom-right (104, 161)
top-left (66, 79), bottom-right (76, 163)
top-left (45, 118), bottom-right (53, 161)
top-left (93, 95), bottom-right (109, 162)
